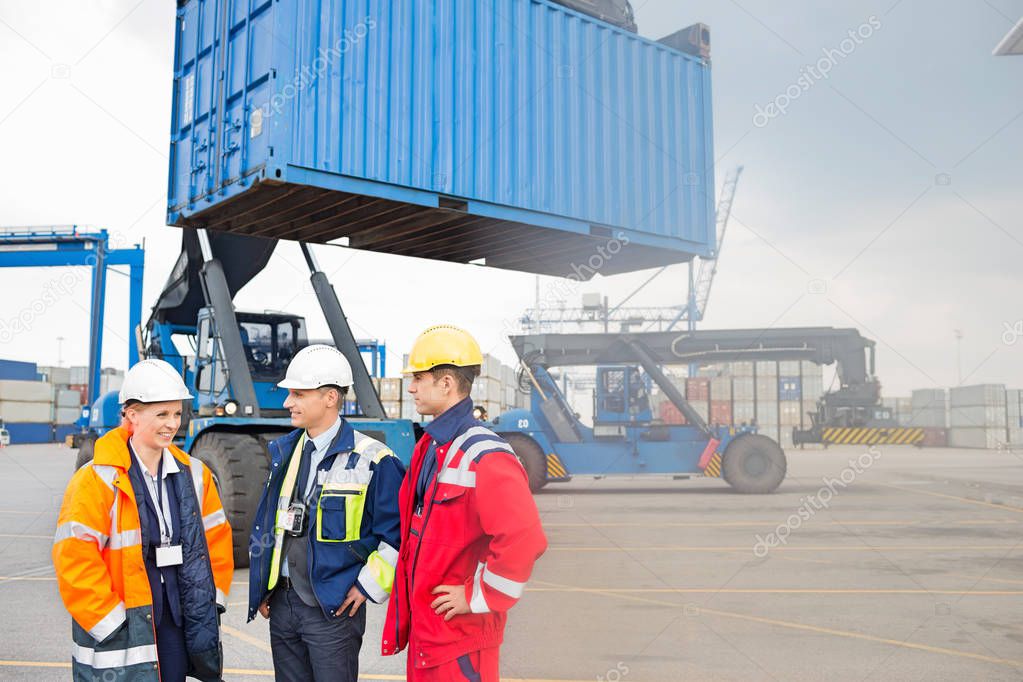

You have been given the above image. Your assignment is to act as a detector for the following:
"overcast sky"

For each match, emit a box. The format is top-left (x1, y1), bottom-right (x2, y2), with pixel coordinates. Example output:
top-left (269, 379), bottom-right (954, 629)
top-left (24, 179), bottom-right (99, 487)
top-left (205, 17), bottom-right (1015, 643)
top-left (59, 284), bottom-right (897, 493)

top-left (0, 0), bottom-right (1020, 396)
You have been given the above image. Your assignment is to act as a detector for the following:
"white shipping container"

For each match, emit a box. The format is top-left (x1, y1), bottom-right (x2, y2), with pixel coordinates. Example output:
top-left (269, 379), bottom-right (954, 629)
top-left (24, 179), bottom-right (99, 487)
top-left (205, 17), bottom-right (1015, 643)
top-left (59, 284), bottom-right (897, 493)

top-left (479, 377), bottom-right (501, 402)
top-left (1007, 389), bottom-right (1022, 425)
top-left (40, 366), bottom-right (72, 385)
top-left (949, 405), bottom-right (1007, 428)
top-left (692, 402), bottom-right (709, 422)
top-left (400, 400), bottom-right (419, 420)
top-left (755, 361), bottom-right (778, 377)
top-left (732, 377), bottom-right (755, 401)
top-left (909, 408), bottom-right (946, 428)
top-left (502, 365), bottom-right (516, 388)
top-left (100, 374), bottom-right (123, 395)
top-left (949, 384), bottom-right (1005, 407)
top-left (948, 428), bottom-right (1006, 450)
top-left (378, 378), bottom-right (402, 402)
top-left (1008, 427), bottom-right (1023, 445)
top-left (0, 400), bottom-right (52, 422)
top-left (778, 360), bottom-right (800, 375)
top-left (756, 378), bottom-right (777, 402)
top-left (504, 386), bottom-right (517, 409)
top-left (70, 366), bottom-right (89, 385)
top-left (381, 401), bottom-right (402, 420)
top-left (55, 406), bottom-right (81, 424)
top-left (481, 401), bottom-right (502, 419)
top-left (56, 389), bottom-right (82, 407)
top-left (802, 376), bottom-right (824, 399)
top-left (757, 400), bottom-right (779, 424)
top-left (780, 400), bottom-right (802, 426)
top-left (481, 354), bottom-right (502, 380)
top-left (710, 376), bottom-right (732, 400)
top-left (912, 388), bottom-right (946, 410)
top-left (757, 423), bottom-right (780, 441)
top-left (0, 380), bottom-right (53, 403)
top-left (733, 401), bottom-right (756, 424)
top-left (728, 361), bottom-right (753, 377)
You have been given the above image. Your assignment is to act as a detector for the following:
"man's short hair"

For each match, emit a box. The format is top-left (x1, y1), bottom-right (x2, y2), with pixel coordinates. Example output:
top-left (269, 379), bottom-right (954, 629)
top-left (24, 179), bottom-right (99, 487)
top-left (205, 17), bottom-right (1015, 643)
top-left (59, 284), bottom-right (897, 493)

top-left (429, 364), bottom-right (481, 396)
top-left (319, 384), bottom-right (349, 404)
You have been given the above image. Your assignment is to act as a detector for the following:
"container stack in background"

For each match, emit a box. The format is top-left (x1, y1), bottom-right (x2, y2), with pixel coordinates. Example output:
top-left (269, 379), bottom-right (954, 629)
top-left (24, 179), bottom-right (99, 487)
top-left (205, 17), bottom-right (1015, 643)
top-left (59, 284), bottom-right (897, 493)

top-left (0, 359), bottom-right (125, 445)
top-left (375, 354), bottom-right (527, 423)
top-left (0, 359), bottom-right (53, 444)
top-left (1008, 390), bottom-right (1023, 446)
top-left (649, 360), bottom-right (825, 449)
top-left (948, 384), bottom-right (1008, 450)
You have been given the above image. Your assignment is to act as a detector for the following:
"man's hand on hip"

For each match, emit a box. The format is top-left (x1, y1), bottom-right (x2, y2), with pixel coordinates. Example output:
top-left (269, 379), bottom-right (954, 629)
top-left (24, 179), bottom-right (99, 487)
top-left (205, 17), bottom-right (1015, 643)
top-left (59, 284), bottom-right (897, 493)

top-left (430, 584), bottom-right (471, 621)
top-left (337, 585), bottom-right (367, 617)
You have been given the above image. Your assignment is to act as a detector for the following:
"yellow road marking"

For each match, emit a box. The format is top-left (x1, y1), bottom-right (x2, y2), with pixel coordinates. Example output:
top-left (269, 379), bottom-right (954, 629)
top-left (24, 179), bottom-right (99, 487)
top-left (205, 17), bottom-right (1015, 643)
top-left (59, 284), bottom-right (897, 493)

top-left (547, 544), bottom-right (1020, 552)
top-left (527, 587), bottom-right (1023, 595)
top-left (221, 625), bottom-right (272, 652)
top-left (0, 659), bottom-right (602, 682)
top-left (944, 573), bottom-right (1023, 587)
top-left (543, 519), bottom-right (1018, 528)
top-left (532, 581), bottom-right (1023, 669)
top-left (880, 484), bottom-right (1023, 514)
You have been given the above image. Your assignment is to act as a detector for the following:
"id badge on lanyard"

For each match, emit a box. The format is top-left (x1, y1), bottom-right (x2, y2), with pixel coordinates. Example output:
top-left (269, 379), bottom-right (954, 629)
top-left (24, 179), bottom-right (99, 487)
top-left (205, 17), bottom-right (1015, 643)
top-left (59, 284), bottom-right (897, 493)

top-left (153, 457), bottom-right (183, 567)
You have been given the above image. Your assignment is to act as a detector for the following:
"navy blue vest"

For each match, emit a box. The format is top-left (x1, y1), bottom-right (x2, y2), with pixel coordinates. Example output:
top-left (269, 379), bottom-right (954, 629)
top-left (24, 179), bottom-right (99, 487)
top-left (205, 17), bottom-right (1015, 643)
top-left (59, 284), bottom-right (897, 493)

top-left (127, 445), bottom-right (184, 628)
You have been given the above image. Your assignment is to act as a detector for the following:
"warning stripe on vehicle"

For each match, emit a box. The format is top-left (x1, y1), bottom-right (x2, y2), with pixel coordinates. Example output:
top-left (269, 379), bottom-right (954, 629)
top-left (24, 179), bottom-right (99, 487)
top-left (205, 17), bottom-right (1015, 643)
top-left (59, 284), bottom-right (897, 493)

top-left (546, 453), bottom-right (570, 479)
top-left (821, 427), bottom-right (924, 445)
top-left (704, 452), bottom-right (722, 478)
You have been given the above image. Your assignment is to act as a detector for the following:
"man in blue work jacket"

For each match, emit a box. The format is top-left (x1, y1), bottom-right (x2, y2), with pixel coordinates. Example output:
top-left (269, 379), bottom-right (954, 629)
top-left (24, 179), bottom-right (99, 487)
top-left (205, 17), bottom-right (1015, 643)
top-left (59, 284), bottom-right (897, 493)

top-left (248, 345), bottom-right (405, 682)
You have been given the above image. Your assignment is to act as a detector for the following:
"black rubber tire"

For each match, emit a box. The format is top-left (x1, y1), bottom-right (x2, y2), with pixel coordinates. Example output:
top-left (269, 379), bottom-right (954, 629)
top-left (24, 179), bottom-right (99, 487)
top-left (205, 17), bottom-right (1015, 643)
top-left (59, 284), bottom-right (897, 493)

top-left (191, 431), bottom-right (271, 569)
top-left (74, 434), bottom-right (98, 471)
top-left (721, 433), bottom-right (787, 494)
top-left (500, 433), bottom-right (548, 493)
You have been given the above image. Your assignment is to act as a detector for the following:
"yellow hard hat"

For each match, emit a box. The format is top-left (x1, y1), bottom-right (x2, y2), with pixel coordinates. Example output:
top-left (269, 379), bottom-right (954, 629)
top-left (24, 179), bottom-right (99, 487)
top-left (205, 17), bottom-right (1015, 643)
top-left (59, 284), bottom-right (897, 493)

top-left (403, 325), bottom-right (483, 374)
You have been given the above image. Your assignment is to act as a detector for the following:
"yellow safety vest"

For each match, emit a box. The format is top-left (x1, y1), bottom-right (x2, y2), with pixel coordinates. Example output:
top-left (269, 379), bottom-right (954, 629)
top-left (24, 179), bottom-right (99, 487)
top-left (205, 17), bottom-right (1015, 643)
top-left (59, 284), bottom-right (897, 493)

top-left (267, 431), bottom-right (393, 591)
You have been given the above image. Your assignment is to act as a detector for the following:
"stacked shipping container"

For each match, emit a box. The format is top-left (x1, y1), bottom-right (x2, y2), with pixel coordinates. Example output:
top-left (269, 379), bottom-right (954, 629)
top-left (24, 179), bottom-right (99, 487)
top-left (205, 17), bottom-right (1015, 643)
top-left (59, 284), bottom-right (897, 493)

top-left (948, 384), bottom-right (1009, 450)
top-left (1, 360), bottom-right (125, 445)
top-left (649, 360), bottom-right (825, 448)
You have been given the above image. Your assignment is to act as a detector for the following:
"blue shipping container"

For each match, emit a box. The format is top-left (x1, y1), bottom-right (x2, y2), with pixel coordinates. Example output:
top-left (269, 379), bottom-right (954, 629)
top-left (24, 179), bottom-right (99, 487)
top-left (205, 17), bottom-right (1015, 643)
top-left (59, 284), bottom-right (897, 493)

top-left (168, 0), bottom-right (715, 278)
top-left (0, 359), bottom-right (39, 382)
top-left (4, 423), bottom-right (55, 445)
top-left (778, 376), bottom-right (801, 402)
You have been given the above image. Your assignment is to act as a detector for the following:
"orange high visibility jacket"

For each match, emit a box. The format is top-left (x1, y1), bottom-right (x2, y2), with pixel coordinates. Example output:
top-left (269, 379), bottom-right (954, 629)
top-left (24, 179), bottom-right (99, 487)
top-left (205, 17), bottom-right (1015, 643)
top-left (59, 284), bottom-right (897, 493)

top-left (52, 427), bottom-right (233, 681)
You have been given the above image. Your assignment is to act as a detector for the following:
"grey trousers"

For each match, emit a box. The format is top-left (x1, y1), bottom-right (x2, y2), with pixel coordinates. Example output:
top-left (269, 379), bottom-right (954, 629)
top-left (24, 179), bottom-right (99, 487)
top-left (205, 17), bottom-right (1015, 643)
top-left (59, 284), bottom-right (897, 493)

top-left (268, 585), bottom-right (366, 682)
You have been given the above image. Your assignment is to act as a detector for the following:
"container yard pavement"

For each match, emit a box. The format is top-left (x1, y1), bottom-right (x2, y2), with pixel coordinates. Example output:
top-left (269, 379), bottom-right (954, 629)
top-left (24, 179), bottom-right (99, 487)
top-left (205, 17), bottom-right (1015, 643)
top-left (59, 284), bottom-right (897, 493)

top-left (1, 444), bottom-right (1021, 681)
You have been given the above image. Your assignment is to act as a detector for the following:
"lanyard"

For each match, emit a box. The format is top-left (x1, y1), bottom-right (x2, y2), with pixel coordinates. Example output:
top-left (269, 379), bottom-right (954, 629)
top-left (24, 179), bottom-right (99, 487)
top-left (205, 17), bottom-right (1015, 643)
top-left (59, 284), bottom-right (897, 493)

top-left (153, 456), bottom-right (172, 546)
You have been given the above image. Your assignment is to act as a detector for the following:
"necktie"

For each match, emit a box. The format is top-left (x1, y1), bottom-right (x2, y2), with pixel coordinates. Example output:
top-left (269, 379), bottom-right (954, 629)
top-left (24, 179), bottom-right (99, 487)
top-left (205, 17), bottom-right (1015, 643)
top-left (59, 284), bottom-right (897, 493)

top-left (295, 438), bottom-right (317, 504)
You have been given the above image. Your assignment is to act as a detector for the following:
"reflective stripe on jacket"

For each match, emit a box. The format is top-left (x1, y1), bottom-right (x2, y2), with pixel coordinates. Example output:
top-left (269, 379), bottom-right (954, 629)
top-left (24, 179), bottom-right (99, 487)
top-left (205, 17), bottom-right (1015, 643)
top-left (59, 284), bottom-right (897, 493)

top-left (247, 421), bottom-right (405, 621)
top-left (383, 402), bottom-right (547, 669)
top-left (52, 427), bottom-right (234, 681)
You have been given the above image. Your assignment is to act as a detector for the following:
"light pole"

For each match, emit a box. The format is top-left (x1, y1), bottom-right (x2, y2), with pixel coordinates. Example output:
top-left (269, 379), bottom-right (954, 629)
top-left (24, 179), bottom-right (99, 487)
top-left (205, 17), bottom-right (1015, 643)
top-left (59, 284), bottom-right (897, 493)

top-left (953, 329), bottom-right (963, 385)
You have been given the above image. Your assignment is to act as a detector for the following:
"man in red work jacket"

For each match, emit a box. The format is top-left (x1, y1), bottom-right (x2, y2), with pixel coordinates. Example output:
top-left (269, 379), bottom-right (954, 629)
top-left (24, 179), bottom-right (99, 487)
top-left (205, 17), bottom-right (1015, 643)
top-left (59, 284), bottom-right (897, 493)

top-left (383, 325), bottom-right (547, 681)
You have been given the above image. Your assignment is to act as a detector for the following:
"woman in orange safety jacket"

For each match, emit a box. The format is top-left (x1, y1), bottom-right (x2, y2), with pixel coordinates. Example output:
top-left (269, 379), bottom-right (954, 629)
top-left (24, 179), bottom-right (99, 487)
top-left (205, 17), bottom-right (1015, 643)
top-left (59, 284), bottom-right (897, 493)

top-left (52, 359), bottom-right (234, 682)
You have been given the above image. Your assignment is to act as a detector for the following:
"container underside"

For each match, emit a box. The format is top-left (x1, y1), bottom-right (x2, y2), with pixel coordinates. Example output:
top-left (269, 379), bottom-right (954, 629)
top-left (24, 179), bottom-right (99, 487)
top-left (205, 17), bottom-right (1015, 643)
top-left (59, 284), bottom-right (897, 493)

top-left (172, 181), bottom-right (696, 278)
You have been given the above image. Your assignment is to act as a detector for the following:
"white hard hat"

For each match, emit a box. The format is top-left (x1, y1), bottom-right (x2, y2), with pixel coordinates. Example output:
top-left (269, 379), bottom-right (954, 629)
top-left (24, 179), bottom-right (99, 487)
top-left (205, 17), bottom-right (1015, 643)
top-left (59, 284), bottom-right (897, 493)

top-left (278, 344), bottom-right (354, 390)
top-left (119, 359), bottom-right (193, 404)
